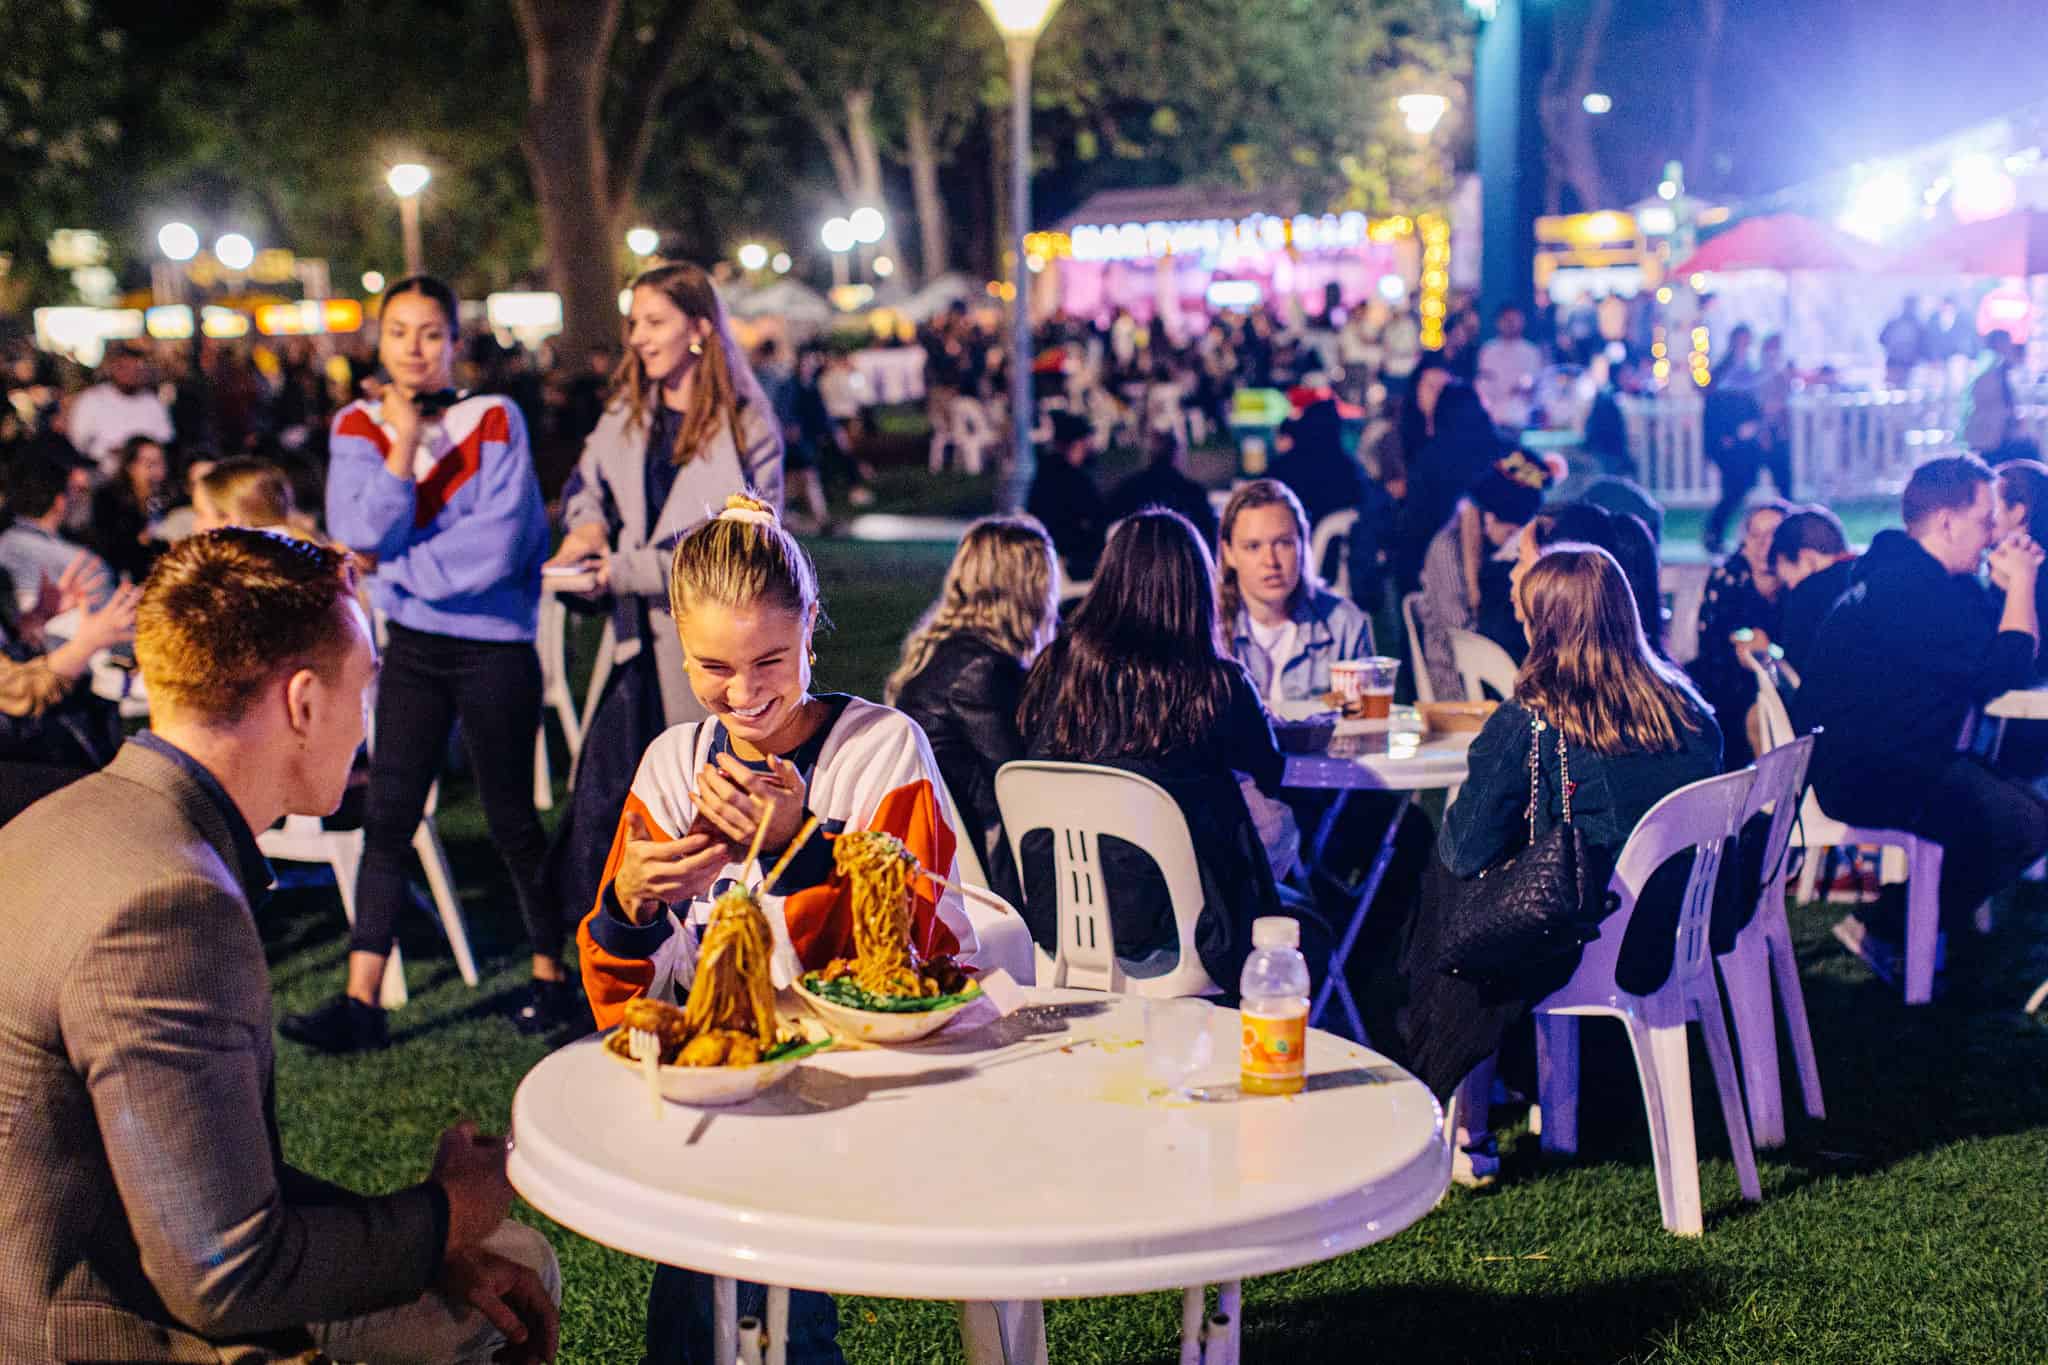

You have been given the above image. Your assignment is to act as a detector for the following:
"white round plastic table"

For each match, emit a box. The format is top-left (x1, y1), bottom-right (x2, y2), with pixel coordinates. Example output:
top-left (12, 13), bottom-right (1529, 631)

top-left (508, 990), bottom-right (1448, 1363)
top-left (1276, 705), bottom-right (1475, 1039)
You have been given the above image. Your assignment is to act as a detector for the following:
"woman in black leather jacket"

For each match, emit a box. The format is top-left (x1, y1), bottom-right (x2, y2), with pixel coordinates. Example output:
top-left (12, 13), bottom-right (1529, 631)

top-left (886, 516), bottom-right (1060, 879)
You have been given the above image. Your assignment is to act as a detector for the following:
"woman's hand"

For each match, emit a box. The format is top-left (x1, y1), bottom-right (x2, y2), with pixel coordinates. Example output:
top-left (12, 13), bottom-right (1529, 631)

top-left (381, 387), bottom-right (422, 478)
top-left (546, 523), bottom-right (609, 569)
top-left (612, 810), bottom-right (734, 924)
top-left (695, 753), bottom-right (808, 856)
top-left (42, 581), bottom-right (142, 684)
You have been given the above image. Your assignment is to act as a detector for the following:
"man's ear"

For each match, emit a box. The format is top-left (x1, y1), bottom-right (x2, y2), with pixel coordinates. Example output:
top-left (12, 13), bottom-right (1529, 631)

top-left (283, 667), bottom-right (319, 739)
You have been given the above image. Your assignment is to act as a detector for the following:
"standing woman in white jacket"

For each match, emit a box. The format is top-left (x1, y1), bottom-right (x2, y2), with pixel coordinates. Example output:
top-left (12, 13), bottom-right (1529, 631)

top-left (542, 262), bottom-right (784, 1024)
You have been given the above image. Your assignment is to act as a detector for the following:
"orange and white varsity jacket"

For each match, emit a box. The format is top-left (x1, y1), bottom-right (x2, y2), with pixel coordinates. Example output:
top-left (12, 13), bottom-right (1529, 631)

top-left (578, 695), bottom-right (975, 1031)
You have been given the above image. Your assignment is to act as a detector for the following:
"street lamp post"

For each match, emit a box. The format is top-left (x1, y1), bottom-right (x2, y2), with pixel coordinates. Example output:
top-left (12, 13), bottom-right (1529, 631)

top-left (386, 163), bottom-right (431, 276)
top-left (979, 0), bottom-right (1066, 512)
top-left (821, 217), bottom-right (856, 289)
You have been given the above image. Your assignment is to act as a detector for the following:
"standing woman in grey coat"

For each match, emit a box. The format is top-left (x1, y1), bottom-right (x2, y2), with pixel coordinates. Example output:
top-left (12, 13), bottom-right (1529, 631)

top-left (540, 262), bottom-right (783, 1014)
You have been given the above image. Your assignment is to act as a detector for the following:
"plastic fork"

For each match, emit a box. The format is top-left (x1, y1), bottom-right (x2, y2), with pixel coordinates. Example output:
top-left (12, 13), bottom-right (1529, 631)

top-left (629, 1027), bottom-right (663, 1120)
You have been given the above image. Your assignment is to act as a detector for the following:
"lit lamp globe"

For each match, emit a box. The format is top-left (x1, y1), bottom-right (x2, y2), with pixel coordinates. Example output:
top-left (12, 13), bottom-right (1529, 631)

top-left (385, 163), bottom-right (431, 199)
top-left (157, 222), bottom-right (200, 262)
top-left (1397, 93), bottom-right (1448, 137)
top-left (771, 252), bottom-right (793, 275)
top-left (215, 233), bottom-right (256, 272)
top-left (362, 271), bottom-right (386, 295)
top-left (820, 218), bottom-right (857, 254)
top-left (977, 0), bottom-right (1064, 38)
top-left (848, 207), bottom-right (886, 245)
top-left (626, 226), bottom-right (660, 257)
top-left (737, 242), bottom-right (770, 271)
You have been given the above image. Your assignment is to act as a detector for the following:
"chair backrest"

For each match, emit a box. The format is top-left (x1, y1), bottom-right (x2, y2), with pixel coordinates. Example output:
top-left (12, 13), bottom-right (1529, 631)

top-left (1310, 508), bottom-right (1360, 600)
top-left (1565, 768), bottom-right (1756, 999)
top-left (1741, 650), bottom-right (1798, 753)
top-left (1746, 735), bottom-right (1815, 907)
top-left (1401, 591), bottom-right (1436, 705)
top-left (993, 760), bottom-right (1220, 997)
top-left (936, 773), bottom-right (988, 890)
top-left (1448, 628), bottom-right (1518, 703)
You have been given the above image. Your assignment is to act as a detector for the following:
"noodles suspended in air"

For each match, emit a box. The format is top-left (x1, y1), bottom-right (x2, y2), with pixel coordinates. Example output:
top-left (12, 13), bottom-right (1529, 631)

top-left (606, 885), bottom-right (784, 1067)
top-left (831, 830), bottom-right (927, 997)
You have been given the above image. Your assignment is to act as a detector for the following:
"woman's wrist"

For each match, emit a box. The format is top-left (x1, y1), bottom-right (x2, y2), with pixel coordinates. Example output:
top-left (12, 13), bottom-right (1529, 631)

top-left (42, 639), bottom-right (91, 684)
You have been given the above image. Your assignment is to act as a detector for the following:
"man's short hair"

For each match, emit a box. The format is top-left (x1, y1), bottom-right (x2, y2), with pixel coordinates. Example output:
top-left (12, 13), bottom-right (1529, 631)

top-left (1902, 454), bottom-right (1994, 531)
top-left (4, 453), bottom-right (73, 520)
top-left (1769, 506), bottom-right (1849, 567)
top-left (136, 529), bottom-right (360, 722)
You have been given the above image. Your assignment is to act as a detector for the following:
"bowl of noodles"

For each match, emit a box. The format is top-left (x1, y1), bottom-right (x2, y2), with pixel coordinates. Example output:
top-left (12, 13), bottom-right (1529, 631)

top-left (793, 830), bottom-right (984, 1044)
top-left (604, 885), bottom-right (833, 1105)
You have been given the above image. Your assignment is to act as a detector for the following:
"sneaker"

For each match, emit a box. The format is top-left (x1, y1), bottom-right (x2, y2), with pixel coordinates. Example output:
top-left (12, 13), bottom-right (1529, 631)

top-left (279, 994), bottom-right (388, 1054)
top-left (1451, 1136), bottom-right (1500, 1189)
top-left (511, 978), bottom-right (581, 1037)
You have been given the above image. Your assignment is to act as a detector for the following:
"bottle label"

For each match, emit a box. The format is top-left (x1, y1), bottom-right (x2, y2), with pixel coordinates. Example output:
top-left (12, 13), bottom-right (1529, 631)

top-left (1240, 1010), bottom-right (1307, 1085)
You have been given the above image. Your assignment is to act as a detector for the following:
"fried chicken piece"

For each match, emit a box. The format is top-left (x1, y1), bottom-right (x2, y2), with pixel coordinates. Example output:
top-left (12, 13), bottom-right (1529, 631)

top-left (620, 996), bottom-right (691, 1061)
top-left (679, 1032), bottom-right (732, 1067)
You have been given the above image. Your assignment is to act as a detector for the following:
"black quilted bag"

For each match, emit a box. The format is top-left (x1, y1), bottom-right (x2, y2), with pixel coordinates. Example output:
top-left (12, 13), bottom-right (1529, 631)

top-left (1435, 716), bottom-right (1602, 987)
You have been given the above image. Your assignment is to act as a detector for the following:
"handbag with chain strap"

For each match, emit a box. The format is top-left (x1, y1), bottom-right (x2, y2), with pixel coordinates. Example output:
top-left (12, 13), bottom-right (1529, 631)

top-left (1435, 714), bottom-right (1604, 986)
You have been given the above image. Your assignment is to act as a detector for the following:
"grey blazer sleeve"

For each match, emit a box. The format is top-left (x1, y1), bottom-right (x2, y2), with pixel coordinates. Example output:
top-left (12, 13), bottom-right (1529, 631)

top-left (59, 878), bottom-right (441, 1337)
top-left (737, 393), bottom-right (786, 515)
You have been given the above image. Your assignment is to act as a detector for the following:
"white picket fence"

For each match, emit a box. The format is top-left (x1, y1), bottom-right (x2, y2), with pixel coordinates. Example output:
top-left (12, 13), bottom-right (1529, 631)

top-left (1618, 387), bottom-right (2048, 507)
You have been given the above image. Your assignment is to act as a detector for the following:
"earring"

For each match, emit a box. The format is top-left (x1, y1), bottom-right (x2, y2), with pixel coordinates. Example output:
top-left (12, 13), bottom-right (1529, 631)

top-left (688, 340), bottom-right (704, 356)
top-left (809, 649), bottom-right (818, 665)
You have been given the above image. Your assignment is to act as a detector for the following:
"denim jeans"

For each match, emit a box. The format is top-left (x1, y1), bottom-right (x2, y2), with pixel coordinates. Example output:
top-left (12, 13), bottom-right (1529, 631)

top-left (644, 1266), bottom-right (843, 1365)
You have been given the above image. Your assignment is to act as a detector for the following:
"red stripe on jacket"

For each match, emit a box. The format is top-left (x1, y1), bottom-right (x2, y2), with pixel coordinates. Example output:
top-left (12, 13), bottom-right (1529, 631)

top-left (414, 403), bottom-right (505, 527)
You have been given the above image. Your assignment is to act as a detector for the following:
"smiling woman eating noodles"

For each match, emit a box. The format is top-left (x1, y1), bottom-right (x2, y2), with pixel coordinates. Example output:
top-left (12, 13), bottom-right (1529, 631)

top-left (578, 494), bottom-right (973, 1365)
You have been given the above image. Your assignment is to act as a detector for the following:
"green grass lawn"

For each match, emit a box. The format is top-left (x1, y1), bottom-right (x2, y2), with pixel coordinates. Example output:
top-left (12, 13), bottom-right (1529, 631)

top-left (262, 508), bottom-right (2048, 1363)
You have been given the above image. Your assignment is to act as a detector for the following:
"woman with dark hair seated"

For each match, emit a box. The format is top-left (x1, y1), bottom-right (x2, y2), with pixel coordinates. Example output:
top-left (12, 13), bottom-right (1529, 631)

top-left (1004, 508), bottom-right (1325, 990)
top-left (1689, 500), bottom-right (1789, 768)
top-left (88, 435), bottom-right (171, 583)
top-left (1496, 501), bottom-right (1665, 662)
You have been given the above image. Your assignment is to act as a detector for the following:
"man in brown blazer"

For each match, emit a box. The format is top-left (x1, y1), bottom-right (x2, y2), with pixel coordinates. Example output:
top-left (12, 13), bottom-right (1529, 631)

top-left (0, 529), bottom-right (559, 1363)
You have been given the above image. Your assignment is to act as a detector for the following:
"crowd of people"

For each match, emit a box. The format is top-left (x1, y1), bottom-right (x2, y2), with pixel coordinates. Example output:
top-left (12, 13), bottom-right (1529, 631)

top-left (6, 256), bottom-right (2048, 1363)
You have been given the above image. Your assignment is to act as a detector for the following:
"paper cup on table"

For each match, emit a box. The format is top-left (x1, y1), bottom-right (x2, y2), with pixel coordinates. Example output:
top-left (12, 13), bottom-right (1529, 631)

top-left (1332, 656), bottom-right (1402, 730)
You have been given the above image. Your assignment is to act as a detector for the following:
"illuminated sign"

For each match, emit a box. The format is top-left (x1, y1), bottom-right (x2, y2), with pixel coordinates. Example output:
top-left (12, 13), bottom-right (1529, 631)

top-left (1068, 212), bottom-right (1372, 264)
top-left (1205, 280), bottom-right (1263, 310)
top-left (486, 291), bottom-right (563, 335)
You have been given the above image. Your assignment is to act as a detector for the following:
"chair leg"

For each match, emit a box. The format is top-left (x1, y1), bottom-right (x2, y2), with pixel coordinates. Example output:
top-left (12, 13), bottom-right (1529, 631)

top-left (1794, 842), bottom-right (1822, 904)
top-left (1717, 936), bottom-right (1785, 1149)
top-left (413, 820), bottom-right (480, 987)
top-left (1903, 840), bottom-right (1942, 1006)
top-left (1694, 984), bottom-right (1764, 1205)
top-left (1534, 1013), bottom-right (1581, 1156)
top-left (1624, 1017), bottom-right (1693, 1235)
top-left (1766, 916), bottom-right (1826, 1121)
top-left (532, 729), bottom-right (553, 812)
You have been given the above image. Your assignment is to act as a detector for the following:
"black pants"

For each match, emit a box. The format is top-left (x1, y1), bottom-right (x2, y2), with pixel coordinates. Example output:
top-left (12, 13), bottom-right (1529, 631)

top-left (355, 622), bottom-right (555, 958)
top-left (1865, 756), bottom-right (2048, 939)
top-left (1705, 439), bottom-right (1793, 550)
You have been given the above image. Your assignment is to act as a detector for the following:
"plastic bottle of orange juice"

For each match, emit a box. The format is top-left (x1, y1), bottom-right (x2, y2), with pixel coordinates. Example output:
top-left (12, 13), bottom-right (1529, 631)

top-left (1239, 917), bottom-right (1310, 1095)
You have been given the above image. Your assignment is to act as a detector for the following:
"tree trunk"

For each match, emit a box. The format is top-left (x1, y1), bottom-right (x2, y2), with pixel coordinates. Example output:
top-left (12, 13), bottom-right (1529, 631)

top-left (844, 88), bottom-right (898, 269)
top-left (904, 92), bottom-right (949, 286)
top-left (513, 0), bottom-right (625, 357)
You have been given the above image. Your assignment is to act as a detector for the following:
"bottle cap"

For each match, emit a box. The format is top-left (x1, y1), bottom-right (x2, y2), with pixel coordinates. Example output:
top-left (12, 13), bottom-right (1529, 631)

top-left (1251, 916), bottom-right (1300, 950)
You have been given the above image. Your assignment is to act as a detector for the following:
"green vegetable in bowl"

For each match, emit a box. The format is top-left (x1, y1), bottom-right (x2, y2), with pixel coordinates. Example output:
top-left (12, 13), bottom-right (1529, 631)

top-left (801, 973), bottom-right (982, 1014)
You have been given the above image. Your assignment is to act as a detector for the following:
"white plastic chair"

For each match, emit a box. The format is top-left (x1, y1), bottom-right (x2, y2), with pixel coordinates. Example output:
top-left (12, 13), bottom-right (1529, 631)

top-left (571, 618), bottom-right (618, 788)
top-left (257, 777), bottom-right (479, 1009)
top-left (1534, 768), bottom-right (1763, 1236)
top-left (1309, 508), bottom-right (1359, 601)
top-left (1749, 653), bottom-right (1947, 1005)
top-left (1400, 592), bottom-right (1436, 706)
top-left (1715, 732), bottom-right (1825, 1149)
top-left (994, 761), bottom-right (1223, 998)
top-left (534, 592), bottom-right (589, 810)
top-left (1448, 628), bottom-right (1517, 703)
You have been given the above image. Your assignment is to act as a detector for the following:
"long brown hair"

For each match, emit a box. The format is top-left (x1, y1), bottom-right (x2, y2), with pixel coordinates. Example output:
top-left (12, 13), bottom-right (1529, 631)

top-left (1018, 509), bottom-right (1238, 758)
top-left (1514, 544), bottom-right (1708, 754)
top-left (884, 516), bottom-right (1060, 703)
top-left (616, 261), bottom-right (759, 467)
top-left (1216, 478), bottom-right (1315, 623)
